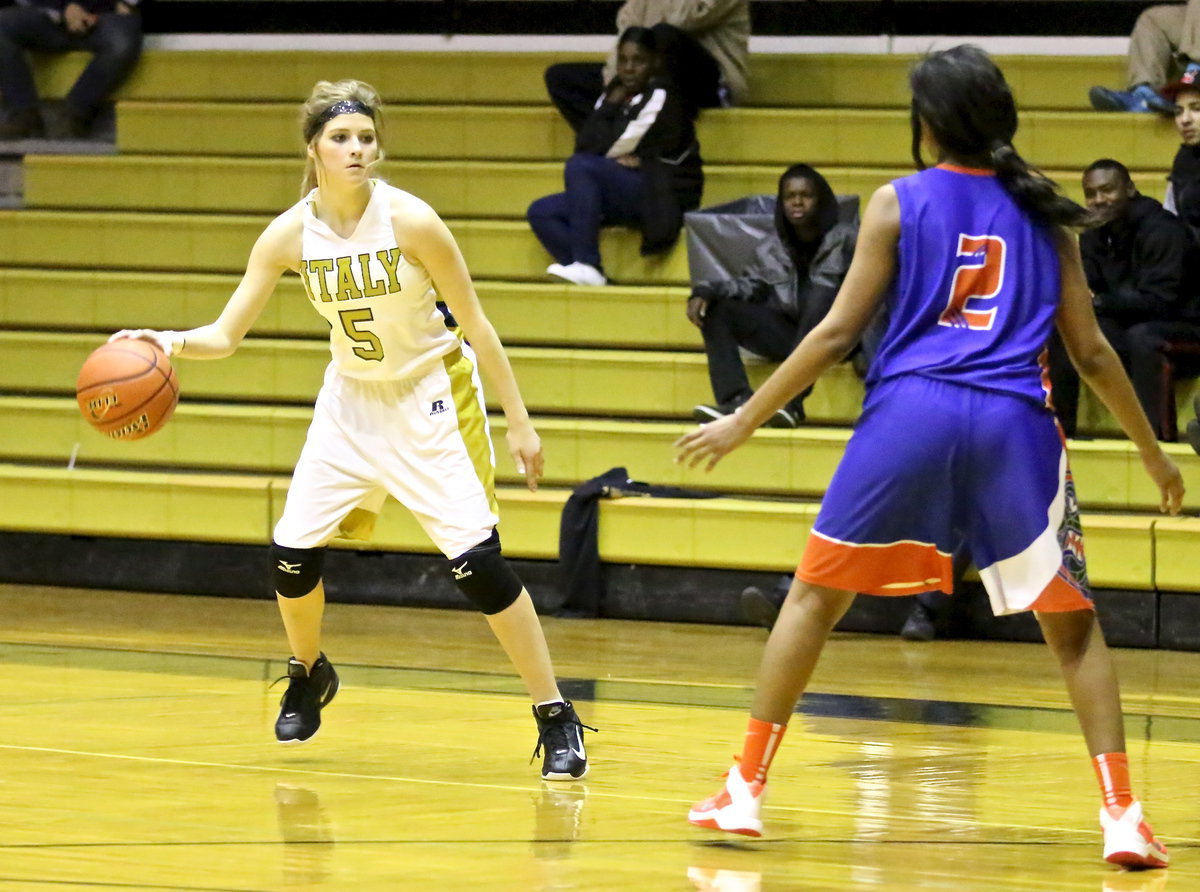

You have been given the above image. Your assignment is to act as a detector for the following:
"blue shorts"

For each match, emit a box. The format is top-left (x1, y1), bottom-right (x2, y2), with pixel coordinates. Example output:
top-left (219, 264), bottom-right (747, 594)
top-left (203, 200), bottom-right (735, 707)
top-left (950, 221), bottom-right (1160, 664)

top-left (797, 375), bottom-right (1091, 616)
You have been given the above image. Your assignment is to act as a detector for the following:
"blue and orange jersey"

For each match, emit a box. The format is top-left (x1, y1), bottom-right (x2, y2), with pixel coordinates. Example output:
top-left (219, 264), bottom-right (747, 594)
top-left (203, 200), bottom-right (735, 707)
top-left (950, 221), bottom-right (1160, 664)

top-left (867, 164), bottom-right (1061, 406)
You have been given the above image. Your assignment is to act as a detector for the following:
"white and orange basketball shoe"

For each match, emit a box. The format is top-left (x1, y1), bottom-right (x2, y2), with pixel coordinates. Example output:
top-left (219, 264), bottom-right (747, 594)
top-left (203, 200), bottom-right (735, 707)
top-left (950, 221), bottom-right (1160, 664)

top-left (687, 766), bottom-right (766, 837)
top-left (1100, 800), bottom-right (1169, 869)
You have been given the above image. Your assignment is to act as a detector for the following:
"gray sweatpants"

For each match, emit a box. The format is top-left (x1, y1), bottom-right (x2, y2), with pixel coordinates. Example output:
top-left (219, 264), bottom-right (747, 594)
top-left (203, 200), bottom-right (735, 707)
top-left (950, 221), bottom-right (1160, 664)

top-left (1128, 0), bottom-right (1200, 88)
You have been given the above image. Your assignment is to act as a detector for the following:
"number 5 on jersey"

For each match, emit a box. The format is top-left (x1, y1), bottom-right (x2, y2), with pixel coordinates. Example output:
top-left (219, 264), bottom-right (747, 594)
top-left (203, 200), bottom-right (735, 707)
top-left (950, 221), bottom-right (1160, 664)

top-left (338, 308), bottom-right (385, 361)
top-left (939, 234), bottom-right (1007, 330)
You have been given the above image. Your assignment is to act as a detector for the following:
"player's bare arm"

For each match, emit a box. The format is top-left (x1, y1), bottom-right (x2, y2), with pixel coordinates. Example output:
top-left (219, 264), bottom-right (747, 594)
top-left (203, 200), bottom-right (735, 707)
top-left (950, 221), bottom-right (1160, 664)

top-left (393, 196), bottom-right (544, 490)
top-left (675, 184), bottom-right (900, 471)
top-left (110, 209), bottom-right (300, 359)
top-left (1054, 229), bottom-right (1184, 514)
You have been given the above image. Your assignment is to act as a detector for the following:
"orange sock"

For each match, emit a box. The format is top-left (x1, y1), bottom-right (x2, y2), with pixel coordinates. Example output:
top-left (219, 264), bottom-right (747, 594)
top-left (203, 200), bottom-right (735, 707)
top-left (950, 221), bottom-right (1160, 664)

top-left (1093, 752), bottom-right (1134, 809)
top-left (738, 717), bottom-right (787, 784)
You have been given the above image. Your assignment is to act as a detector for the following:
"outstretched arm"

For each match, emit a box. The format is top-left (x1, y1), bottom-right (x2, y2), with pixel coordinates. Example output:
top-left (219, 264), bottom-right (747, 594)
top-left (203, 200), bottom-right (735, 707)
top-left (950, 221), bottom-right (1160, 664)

top-left (398, 199), bottom-right (544, 491)
top-left (110, 211), bottom-right (299, 359)
top-left (675, 184), bottom-right (900, 470)
top-left (1053, 230), bottom-right (1184, 514)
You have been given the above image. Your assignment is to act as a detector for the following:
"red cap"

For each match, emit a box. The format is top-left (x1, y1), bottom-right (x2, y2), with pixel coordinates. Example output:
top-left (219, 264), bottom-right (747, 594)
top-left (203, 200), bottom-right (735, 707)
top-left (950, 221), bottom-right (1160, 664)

top-left (1162, 68), bottom-right (1200, 101)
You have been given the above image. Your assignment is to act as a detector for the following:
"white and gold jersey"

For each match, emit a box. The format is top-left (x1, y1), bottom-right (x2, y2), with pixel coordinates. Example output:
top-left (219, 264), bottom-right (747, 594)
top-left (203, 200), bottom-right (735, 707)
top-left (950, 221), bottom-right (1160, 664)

top-left (296, 180), bottom-right (458, 380)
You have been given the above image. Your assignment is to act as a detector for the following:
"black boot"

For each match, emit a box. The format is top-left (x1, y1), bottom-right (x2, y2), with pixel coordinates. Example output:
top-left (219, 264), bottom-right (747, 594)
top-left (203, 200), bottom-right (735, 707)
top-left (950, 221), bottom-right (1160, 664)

top-left (739, 574), bottom-right (792, 628)
top-left (0, 108), bottom-right (44, 140)
top-left (55, 111), bottom-right (93, 140)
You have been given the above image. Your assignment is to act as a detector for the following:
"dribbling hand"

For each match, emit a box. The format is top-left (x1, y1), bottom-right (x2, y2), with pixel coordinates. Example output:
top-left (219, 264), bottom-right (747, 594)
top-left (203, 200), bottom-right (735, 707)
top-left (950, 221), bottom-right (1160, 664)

top-left (1142, 448), bottom-right (1185, 515)
top-left (507, 424), bottom-right (544, 492)
top-left (674, 413), bottom-right (752, 472)
top-left (109, 329), bottom-right (177, 357)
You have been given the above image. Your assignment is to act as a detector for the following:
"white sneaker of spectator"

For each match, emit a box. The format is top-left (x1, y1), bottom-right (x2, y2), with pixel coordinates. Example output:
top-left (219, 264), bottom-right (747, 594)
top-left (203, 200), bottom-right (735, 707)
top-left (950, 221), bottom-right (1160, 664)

top-left (546, 262), bottom-right (607, 287)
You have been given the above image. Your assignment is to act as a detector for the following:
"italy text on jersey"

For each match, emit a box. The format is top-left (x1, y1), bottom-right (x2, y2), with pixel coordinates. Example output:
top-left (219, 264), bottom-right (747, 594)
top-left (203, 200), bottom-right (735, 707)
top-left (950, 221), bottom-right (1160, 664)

top-left (299, 250), bottom-right (404, 302)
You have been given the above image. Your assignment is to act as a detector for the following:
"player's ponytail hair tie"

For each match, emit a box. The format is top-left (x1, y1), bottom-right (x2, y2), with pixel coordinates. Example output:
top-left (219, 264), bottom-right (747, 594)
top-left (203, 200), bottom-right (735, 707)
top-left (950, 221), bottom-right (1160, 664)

top-left (989, 139), bottom-right (1017, 166)
top-left (305, 100), bottom-right (375, 142)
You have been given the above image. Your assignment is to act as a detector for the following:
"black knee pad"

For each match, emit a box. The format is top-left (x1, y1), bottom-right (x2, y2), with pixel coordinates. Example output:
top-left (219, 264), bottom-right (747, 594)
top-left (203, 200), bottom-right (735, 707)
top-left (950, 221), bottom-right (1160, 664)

top-left (271, 543), bottom-right (326, 598)
top-left (448, 529), bottom-right (523, 614)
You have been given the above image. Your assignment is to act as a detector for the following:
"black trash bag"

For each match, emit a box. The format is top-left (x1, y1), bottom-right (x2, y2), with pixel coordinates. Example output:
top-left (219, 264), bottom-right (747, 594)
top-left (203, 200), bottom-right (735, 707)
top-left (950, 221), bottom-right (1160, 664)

top-left (684, 193), bottom-right (860, 284)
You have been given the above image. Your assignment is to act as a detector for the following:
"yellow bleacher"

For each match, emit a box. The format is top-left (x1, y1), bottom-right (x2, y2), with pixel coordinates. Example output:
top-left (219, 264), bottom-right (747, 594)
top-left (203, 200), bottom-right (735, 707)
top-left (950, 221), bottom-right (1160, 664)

top-left (1, 48), bottom-right (1198, 596)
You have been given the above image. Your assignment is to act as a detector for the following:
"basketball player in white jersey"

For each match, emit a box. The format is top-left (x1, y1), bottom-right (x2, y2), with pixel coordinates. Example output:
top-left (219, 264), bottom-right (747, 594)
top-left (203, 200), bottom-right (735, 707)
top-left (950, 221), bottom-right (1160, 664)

top-left (110, 79), bottom-right (591, 780)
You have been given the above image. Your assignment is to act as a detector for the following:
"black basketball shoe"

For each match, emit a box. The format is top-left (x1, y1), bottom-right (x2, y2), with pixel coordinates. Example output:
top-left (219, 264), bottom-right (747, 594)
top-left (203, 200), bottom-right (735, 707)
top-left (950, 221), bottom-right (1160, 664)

top-left (531, 701), bottom-right (595, 781)
top-left (275, 653), bottom-right (339, 745)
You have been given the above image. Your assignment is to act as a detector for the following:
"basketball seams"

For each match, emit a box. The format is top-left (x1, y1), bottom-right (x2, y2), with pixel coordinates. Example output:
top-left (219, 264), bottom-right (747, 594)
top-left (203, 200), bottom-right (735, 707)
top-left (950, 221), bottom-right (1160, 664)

top-left (75, 341), bottom-right (159, 390)
top-left (76, 340), bottom-right (180, 440)
top-left (91, 375), bottom-right (175, 428)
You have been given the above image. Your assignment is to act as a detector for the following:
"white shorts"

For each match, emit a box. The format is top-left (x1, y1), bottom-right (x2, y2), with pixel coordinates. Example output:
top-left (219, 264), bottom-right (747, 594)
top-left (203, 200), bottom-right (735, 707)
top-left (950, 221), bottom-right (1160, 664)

top-left (273, 345), bottom-right (499, 558)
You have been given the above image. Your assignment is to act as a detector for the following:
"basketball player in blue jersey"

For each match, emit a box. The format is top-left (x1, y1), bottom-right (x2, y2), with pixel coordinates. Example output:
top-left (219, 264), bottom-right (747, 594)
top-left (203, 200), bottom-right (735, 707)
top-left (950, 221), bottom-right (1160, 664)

top-left (110, 79), bottom-right (591, 781)
top-left (676, 46), bottom-right (1183, 868)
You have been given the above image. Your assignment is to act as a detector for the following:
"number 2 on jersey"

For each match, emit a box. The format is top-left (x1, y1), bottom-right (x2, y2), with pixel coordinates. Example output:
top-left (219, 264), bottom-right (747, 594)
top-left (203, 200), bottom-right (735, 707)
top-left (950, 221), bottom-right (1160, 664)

top-left (938, 234), bottom-right (1007, 331)
top-left (338, 308), bottom-right (385, 361)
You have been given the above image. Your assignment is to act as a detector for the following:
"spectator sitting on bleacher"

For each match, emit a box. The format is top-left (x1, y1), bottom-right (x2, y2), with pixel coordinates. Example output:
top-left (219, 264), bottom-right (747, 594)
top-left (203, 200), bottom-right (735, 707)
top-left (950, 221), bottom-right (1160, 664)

top-left (544, 0), bottom-right (748, 131)
top-left (1165, 70), bottom-right (1200, 234)
top-left (1088, 0), bottom-right (1195, 114)
top-left (1047, 159), bottom-right (1200, 440)
top-left (0, 0), bottom-right (142, 140)
top-left (1176, 75), bottom-right (1200, 453)
top-left (689, 164), bottom-right (856, 428)
top-left (527, 26), bottom-right (703, 287)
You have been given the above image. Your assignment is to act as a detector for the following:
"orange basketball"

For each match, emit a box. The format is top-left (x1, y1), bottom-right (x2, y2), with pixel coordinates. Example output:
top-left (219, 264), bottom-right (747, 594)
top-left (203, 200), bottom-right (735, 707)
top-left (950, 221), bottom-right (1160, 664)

top-left (76, 339), bottom-right (180, 440)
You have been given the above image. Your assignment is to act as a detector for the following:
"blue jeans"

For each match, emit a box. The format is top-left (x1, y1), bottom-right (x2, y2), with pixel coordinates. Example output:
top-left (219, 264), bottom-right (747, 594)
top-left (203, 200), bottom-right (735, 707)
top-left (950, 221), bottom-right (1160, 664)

top-left (527, 153), bottom-right (644, 269)
top-left (0, 5), bottom-right (142, 118)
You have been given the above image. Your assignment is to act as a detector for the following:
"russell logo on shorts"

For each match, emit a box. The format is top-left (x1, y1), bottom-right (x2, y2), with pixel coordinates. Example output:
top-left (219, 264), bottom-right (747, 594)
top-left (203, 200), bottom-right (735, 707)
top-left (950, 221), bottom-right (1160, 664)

top-left (430, 399), bottom-right (448, 416)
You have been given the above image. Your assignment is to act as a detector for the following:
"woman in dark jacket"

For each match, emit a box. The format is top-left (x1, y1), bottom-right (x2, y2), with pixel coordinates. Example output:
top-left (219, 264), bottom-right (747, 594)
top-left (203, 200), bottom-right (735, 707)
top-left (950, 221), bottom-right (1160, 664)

top-left (689, 163), bottom-right (858, 427)
top-left (528, 26), bottom-right (703, 286)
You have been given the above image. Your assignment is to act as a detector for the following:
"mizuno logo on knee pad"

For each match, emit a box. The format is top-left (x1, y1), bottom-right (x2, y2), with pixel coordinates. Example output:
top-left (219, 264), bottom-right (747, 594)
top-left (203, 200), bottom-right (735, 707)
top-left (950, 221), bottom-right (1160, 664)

top-left (270, 543), bottom-right (326, 598)
top-left (447, 530), bottom-right (522, 614)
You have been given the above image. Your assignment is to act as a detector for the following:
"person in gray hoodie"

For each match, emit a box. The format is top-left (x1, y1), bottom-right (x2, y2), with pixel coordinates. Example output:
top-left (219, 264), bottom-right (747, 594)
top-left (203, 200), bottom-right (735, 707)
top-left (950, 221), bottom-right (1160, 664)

top-left (689, 164), bottom-right (858, 428)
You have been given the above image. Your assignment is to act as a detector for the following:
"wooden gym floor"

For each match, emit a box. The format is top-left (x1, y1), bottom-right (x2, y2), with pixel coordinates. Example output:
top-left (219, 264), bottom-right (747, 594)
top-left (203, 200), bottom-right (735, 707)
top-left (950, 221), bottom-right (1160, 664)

top-left (1, 584), bottom-right (1198, 891)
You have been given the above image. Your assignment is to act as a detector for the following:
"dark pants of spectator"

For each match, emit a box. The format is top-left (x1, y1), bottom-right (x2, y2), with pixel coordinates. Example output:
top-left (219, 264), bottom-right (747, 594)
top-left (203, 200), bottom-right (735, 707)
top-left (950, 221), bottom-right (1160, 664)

top-left (544, 24), bottom-right (722, 131)
top-left (1049, 317), bottom-right (1200, 439)
top-left (1048, 316), bottom-right (1130, 438)
top-left (527, 153), bottom-right (643, 269)
top-left (0, 6), bottom-right (142, 120)
top-left (699, 298), bottom-right (809, 416)
top-left (1127, 320), bottom-right (1200, 439)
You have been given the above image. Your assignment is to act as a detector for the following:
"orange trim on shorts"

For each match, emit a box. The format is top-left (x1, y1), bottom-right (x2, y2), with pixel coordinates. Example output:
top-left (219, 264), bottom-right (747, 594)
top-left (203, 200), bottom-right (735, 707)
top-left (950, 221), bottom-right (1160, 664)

top-left (796, 531), bottom-right (955, 596)
top-left (1029, 567), bottom-right (1094, 613)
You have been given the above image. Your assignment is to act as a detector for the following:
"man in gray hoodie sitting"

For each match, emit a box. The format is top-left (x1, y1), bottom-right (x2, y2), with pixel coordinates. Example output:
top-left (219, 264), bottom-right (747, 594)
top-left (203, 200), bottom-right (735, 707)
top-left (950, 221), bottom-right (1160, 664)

top-left (688, 164), bottom-right (858, 429)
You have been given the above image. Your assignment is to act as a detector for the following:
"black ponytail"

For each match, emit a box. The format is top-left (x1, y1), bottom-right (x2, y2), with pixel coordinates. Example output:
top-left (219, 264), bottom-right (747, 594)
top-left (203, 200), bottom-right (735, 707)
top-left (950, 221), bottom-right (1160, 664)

top-left (989, 140), bottom-right (1091, 228)
top-left (910, 45), bottom-right (1091, 229)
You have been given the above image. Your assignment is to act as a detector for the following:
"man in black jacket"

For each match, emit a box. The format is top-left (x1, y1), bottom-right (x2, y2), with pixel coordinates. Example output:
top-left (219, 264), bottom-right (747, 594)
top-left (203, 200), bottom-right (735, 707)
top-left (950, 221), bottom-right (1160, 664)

top-left (0, 0), bottom-right (142, 140)
top-left (1048, 158), bottom-right (1200, 439)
